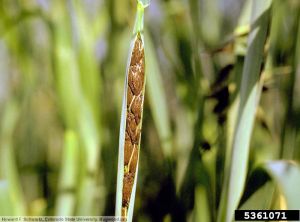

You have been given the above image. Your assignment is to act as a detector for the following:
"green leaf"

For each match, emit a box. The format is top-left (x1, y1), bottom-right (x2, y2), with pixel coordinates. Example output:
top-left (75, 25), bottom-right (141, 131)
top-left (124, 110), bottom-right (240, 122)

top-left (0, 181), bottom-right (14, 216)
top-left (72, 0), bottom-right (102, 121)
top-left (0, 102), bottom-right (26, 215)
top-left (145, 32), bottom-right (172, 157)
top-left (263, 161), bottom-right (300, 209)
top-left (193, 185), bottom-right (211, 222)
top-left (239, 182), bottom-right (275, 210)
top-left (55, 130), bottom-right (79, 216)
top-left (217, 1), bottom-right (272, 221)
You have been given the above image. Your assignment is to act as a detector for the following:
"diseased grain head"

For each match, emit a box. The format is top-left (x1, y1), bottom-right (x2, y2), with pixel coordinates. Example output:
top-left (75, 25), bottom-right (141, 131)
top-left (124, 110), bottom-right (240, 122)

top-left (115, 3), bottom-right (149, 219)
top-left (122, 172), bottom-right (135, 207)
top-left (121, 32), bottom-right (145, 216)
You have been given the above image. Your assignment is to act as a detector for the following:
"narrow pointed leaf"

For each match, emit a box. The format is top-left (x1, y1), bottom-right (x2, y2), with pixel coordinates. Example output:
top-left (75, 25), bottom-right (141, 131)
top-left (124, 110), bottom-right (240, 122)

top-left (218, 1), bottom-right (272, 221)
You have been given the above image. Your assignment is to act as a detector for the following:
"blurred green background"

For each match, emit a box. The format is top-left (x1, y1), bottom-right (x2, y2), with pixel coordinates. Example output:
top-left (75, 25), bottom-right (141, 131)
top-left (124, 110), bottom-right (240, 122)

top-left (0, 0), bottom-right (300, 221)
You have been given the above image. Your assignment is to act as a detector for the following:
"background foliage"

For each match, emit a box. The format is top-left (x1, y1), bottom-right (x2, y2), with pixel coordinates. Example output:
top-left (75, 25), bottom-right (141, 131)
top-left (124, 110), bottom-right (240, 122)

top-left (0, 0), bottom-right (300, 221)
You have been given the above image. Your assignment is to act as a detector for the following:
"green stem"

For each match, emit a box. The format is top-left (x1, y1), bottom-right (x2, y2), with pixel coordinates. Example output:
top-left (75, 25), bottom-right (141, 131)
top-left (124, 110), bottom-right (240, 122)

top-left (133, 3), bottom-right (144, 34)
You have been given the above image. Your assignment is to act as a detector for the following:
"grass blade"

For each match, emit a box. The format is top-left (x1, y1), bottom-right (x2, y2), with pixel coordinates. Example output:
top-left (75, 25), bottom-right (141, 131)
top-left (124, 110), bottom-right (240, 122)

top-left (0, 101), bottom-right (26, 215)
top-left (0, 181), bottom-right (14, 215)
top-left (55, 130), bottom-right (79, 216)
top-left (263, 161), bottom-right (300, 209)
top-left (193, 185), bottom-right (211, 222)
top-left (51, 1), bottom-right (102, 215)
top-left (218, 1), bottom-right (272, 221)
top-left (145, 32), bottom-right (172, 157)
top-left (239, 182), bottom-right (275, 210)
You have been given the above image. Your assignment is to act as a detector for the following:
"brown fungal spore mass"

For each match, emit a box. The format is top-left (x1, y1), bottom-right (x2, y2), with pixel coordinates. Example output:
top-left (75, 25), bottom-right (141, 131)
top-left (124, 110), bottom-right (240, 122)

top-left (122, 172), bottom-right (135, 207)
top-left (122, 33), bottom-right (145, 214)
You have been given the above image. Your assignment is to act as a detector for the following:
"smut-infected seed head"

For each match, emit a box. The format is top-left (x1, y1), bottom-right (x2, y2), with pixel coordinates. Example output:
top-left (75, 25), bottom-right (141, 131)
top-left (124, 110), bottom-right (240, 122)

top-left (124, 140), bottom-right (133, 165)
top-left (126, 112), bottom-right (137, 142)
top-left (125, 131), bottom-right (130, 141)
top-left (128, 65), bottom-right (144, 95)
top-left (130, 34), bottom-right (144, 66)
top-left (122, 172), bottom-right (135, 207)
top-left (129, 147), bottom-right (139, 173)
top-left (127, 88), bottom-right (134, 108)
top-left (121, 33), bottom-right (145, 215)
top-left (131, 94), bottom-right (143, 124)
